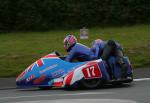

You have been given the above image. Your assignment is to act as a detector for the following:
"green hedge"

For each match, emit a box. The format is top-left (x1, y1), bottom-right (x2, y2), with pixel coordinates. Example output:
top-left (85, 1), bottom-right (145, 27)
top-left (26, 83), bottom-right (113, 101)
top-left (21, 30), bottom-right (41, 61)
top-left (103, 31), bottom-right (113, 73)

top-left (0, 0), bottom-right (150, 32)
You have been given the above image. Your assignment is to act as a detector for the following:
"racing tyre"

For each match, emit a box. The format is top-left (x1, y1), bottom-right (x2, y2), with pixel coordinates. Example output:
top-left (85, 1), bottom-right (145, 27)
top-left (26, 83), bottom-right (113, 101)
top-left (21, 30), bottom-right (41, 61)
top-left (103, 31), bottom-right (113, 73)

top-left (81, 78), bottom-right (102, 89)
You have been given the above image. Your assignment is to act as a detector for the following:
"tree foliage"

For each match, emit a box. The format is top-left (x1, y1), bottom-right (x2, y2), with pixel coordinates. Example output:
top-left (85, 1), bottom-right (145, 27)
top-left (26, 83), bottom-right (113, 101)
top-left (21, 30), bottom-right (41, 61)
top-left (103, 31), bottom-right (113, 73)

top-left (0, 0), bottom-right (150, 32)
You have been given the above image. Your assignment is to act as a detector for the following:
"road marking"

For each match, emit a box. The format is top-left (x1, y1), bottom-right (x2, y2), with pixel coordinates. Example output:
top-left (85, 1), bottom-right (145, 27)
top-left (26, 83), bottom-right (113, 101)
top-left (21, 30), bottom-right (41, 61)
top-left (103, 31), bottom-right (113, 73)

top-left (11, 99), bottom-right (137, 103)
top-left (134, 78), bottom-right (150, 82)
top-left (0, 92), bottom-right (114, 100)
top-left (0, 78), bottom-right (150, 101)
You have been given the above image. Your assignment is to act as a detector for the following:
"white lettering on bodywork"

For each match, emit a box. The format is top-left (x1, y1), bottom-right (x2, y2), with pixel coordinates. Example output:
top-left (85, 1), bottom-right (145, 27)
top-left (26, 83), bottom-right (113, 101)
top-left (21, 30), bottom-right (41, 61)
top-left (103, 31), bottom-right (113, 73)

top-left (39, 64), bottom-right (58, 74)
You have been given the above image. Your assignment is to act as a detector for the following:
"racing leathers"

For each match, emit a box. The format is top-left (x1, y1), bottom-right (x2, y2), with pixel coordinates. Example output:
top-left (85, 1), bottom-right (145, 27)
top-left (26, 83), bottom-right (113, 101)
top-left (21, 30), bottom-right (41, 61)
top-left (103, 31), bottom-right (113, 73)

top-left (91, 40), bottom-right (128, 79)
top-left (65, 43), bottom-right (94, 62)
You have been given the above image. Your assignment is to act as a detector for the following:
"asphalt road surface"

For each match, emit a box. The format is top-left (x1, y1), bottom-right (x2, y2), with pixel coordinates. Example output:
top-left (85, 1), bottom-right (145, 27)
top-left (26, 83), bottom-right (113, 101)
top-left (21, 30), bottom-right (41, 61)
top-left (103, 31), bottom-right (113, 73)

top-left (0, 67), bottom-right (150, 103)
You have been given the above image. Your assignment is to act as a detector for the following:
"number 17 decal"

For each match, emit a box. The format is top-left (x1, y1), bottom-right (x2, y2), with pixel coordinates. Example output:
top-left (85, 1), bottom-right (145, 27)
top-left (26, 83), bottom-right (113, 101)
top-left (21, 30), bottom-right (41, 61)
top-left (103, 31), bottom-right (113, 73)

top-left (86, 66), bottom-right (95, 77)
top-left (82, 63), bottom-right (102, 79)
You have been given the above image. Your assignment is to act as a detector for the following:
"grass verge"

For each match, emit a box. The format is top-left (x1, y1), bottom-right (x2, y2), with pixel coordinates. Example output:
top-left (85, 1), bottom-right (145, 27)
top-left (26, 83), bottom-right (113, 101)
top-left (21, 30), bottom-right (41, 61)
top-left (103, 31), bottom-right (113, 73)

top-left (0, 24), bottom-right (150, 77)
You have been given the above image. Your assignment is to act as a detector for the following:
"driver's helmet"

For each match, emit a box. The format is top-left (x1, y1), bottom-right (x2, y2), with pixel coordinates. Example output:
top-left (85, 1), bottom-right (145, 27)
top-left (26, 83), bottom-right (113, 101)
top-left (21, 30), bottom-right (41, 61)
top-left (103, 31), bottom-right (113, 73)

top-left (63, 35), bottom-right (77, 51)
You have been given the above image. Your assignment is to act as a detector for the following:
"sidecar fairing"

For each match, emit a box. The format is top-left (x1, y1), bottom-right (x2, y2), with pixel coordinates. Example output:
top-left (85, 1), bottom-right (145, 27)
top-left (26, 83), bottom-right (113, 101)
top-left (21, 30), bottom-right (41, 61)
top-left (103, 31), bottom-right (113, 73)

top-left (16, 52), bottom-right (108, 88)
top-left (16, 52), bottom-right (133, 89)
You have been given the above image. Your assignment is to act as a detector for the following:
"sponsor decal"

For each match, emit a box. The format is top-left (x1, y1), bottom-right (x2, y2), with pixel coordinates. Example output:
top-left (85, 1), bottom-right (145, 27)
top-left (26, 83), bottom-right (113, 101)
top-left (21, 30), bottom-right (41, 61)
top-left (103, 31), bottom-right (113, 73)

top-left (39, 64), bottom-right (58, 74)
top-left (82, 63), bottom-right (102, 79)
top-left (33, 75), bottom-right (46, 85)
top-left (51, 69), bottom-right (65, 77)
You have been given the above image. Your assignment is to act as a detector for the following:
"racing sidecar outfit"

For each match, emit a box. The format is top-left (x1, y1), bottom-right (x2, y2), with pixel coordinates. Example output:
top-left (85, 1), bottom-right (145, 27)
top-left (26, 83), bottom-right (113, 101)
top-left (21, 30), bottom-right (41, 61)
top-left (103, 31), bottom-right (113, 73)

top-left (65, 43), bottom-right (95, 62)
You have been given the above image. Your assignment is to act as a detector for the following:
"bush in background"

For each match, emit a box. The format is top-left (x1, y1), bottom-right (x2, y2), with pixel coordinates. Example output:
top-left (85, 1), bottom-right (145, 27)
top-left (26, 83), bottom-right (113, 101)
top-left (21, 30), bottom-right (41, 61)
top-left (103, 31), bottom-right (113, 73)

top-left (0, 0), bottom-right (150, 32)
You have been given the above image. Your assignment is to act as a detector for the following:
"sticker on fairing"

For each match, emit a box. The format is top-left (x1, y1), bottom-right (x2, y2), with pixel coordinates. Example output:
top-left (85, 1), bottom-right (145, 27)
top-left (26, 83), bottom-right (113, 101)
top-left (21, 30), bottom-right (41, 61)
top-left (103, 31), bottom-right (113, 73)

top-left (82, 63), bottom-right (102, 79)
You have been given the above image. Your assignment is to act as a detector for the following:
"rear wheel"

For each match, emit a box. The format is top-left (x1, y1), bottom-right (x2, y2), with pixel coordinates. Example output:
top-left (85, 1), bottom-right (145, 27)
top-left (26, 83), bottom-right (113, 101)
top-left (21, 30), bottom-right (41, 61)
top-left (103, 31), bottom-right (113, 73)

top-left (81, 79), bottom-right (102, 89)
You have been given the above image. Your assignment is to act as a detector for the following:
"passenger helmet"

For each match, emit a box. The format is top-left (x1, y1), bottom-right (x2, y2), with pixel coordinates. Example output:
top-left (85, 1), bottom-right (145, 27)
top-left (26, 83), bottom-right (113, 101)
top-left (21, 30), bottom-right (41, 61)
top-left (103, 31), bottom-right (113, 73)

top-left (91, 39), bottom-right (103, 46)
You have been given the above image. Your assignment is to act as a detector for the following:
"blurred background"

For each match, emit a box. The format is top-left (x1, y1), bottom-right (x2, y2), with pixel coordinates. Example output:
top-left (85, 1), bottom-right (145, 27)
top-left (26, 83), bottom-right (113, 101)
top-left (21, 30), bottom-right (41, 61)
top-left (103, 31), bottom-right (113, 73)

top-left (0, 0), bottom-right (150, 77)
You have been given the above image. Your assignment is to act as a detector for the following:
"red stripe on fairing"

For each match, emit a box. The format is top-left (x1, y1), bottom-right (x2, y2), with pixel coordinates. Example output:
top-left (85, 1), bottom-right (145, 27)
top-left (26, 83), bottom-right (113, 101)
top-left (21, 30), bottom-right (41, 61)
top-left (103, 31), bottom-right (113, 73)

top-left (19, 70), bottom-right (25, 78)
top-left (36, 59), bottom-right (44, 67)
top-left (28, 63), bottom-right (34, 71)
top-left (43, 54), bottom-right (58, 58)
top-left (16, 70), bottom-right (26, 81)
top-left (33, 75), bottom-right (46, 85)
top-left (53, 82), bottom-right (63, 87)
top-left (65, 71), bottom-right (74, 86)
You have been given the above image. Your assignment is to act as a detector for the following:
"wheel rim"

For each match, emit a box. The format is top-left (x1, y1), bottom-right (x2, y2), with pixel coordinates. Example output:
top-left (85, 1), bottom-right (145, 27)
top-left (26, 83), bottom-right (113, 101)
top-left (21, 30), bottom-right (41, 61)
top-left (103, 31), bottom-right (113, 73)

top-left (82, 79), bottom-right (101, 88)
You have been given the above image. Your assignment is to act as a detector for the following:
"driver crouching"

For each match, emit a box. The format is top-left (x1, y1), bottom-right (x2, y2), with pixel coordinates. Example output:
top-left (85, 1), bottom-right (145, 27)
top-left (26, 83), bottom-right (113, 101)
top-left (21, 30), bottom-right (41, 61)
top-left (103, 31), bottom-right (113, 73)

top-left (64, 35), bottom-right (95, 62)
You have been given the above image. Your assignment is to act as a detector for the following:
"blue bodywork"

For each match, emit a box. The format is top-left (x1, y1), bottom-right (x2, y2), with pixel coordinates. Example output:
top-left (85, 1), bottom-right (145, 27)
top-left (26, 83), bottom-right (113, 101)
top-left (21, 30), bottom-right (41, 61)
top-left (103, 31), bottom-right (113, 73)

top-left (16, 52), bottom-right (133, 88)
top-left (16, 54), bottom-right (85, 87)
